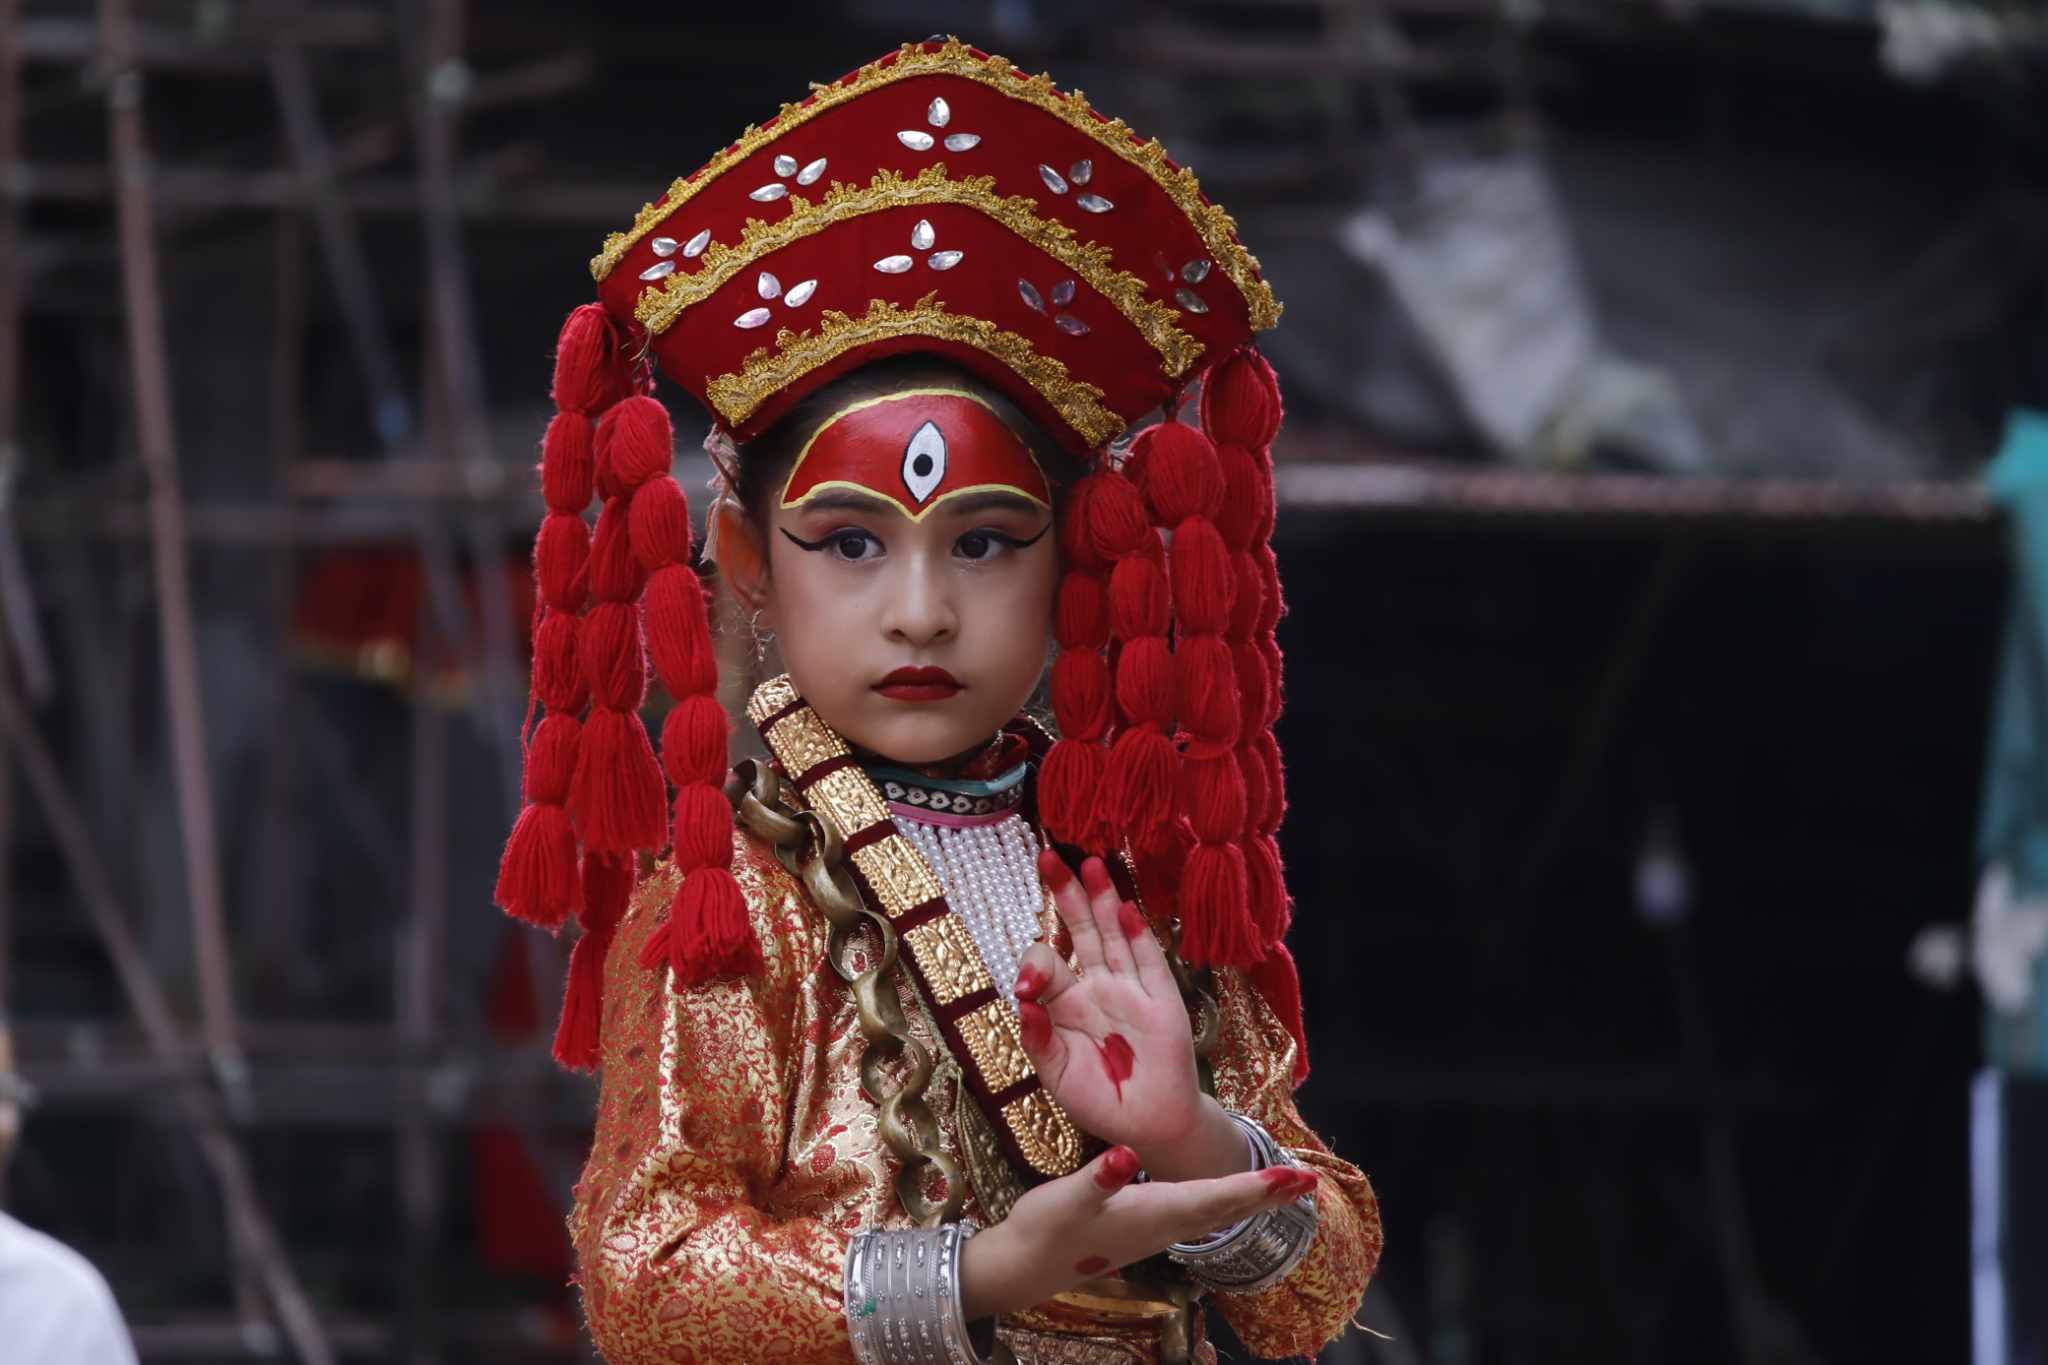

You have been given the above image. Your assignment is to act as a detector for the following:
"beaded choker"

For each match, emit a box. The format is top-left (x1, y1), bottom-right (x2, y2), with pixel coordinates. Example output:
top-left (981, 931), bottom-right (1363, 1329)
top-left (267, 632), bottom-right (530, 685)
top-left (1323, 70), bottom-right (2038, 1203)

top-left (865, 759), bottom-right (1028, 820)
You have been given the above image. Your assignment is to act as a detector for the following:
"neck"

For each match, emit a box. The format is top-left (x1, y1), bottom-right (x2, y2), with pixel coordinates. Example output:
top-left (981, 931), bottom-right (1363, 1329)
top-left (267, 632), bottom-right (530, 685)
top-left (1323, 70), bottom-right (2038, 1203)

top-left (853, 731), bottom-right (1012, 779)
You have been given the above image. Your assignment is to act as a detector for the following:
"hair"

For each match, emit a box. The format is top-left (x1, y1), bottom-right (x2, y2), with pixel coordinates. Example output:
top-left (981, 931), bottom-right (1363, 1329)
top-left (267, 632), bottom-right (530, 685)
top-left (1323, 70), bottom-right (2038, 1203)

top-left (728, 354), bottom-right (1084, 527)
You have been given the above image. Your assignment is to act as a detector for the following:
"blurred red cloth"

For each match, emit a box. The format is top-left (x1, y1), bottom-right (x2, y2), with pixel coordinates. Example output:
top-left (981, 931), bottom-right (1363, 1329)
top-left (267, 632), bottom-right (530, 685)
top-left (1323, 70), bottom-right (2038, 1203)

top-left (290, 547), bottom-right (533, 696)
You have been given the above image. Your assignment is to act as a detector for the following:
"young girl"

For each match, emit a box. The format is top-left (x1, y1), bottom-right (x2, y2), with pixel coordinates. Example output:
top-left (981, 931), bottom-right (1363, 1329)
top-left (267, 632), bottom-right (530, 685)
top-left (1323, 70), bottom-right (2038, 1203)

top-left (493, 38), bottom-right (1382, 1363)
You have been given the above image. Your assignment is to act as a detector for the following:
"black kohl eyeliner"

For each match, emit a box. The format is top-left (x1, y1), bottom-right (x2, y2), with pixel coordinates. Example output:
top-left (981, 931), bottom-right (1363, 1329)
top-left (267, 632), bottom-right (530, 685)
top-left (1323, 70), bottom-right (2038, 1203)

top-left (779, 528), bottom-right (839, 552)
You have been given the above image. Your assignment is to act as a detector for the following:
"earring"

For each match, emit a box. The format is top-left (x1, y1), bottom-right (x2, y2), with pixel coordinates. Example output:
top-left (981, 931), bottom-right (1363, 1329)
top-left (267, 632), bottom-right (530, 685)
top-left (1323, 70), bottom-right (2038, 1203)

top-left (748, 608), bottom-right (776, 666)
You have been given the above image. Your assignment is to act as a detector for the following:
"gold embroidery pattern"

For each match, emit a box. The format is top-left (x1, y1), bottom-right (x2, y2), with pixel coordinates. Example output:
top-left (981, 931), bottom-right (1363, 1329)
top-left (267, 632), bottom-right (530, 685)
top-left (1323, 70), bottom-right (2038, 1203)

top-left (745, 673), bottom-right (800, 725)
top-left (633, 166), bottom-right (1201, 379)
top-left (905, 916), bottom-right (983, 1005)
top-left (765, 708), bottom-right (847, 775)
top-left (570, 838), bottom-right (1380, 1360)
top-left (957, 1000), bottom-right (1033, 1093)
top-left (589, 39), bottom-right (1280, 333)
top-left (850, 835), bottom-right (944, 918)
top-left (805, 766), bottom-right (891, 835)
top-left (707, 294), bottom-right (1120, 448)
top-left (1001, 1088), bottom-right (1085, 1177)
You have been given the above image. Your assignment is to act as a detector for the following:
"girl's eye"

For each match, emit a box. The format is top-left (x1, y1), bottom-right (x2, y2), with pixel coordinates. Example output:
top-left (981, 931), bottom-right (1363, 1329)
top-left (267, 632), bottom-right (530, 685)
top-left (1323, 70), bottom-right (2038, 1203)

top-left (956, 523), bottom-right (1048, 561)
top-left (828, 530), bottom-right (881, 561)
top-left (956, 530), bottom-right (1004, 561)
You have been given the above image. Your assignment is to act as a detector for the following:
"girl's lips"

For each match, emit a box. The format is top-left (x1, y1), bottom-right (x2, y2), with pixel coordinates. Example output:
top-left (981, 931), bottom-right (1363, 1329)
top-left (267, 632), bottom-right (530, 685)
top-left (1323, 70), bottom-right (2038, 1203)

top-left (875, 666), bottom-right (961, 702)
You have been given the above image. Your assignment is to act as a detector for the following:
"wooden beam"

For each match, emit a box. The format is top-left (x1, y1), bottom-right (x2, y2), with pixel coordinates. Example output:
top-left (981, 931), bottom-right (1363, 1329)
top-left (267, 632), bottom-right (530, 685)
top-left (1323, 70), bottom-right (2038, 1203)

top-left (100, 0), bottom-right (243, 1081)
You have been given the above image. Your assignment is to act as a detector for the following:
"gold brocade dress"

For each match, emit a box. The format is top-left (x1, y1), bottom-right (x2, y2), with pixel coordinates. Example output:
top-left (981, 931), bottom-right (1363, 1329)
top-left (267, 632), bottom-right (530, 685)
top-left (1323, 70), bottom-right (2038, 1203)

top-left (569, 829), bottom-right (1383, 1364)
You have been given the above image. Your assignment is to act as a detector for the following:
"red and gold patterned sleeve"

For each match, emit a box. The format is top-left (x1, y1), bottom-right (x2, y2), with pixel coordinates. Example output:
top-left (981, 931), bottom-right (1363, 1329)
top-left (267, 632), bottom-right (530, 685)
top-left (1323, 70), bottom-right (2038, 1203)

top-left (569, 837), bottom-right (857, 1364)
top-left (1204, 967), bottom-right (1384, 1359)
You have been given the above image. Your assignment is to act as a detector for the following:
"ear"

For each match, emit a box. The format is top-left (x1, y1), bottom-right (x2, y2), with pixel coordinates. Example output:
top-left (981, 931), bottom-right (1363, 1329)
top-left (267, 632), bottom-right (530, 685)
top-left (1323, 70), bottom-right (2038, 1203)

top-left (710, 499), bottom-right (771, 614)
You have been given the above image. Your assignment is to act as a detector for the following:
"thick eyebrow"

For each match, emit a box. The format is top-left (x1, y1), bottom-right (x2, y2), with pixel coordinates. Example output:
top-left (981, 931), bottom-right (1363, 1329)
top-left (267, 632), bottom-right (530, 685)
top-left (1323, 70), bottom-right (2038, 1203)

top-left (941, 490), bottom-right (1050, 519)
top-left (790, 489), bottom-right (897, 517)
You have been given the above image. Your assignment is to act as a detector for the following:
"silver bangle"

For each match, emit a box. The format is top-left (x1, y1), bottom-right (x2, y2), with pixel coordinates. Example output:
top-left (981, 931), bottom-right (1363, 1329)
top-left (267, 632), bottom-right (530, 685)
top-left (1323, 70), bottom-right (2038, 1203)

top-left (845, 1224), bottom-right (992, 1365)
top-left (1165, 1111), bottom-right (1320, 1295)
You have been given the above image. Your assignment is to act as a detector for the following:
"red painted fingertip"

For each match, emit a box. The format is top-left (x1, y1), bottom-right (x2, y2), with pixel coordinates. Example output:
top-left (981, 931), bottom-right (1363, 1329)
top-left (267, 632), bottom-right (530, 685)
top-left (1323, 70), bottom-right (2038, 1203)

top-left (1037, 849), bottom-right (1075, 889)
top-left (1014, 962), bottom-right (1051, 1002)
top-left (1262, 1166), bottom-right (1318, 1198)
top-left (1094, 1145), bottom-right (1140, 1191)
top-left (1080, 856), bottom-right (1115, 898)
top-left (1073, 1256), bottom-right (1112, 1276)
top-left (1117, 901), bottom-right (1148, 940)
top-left (1018, 1000), bottom-right (1053, 1052)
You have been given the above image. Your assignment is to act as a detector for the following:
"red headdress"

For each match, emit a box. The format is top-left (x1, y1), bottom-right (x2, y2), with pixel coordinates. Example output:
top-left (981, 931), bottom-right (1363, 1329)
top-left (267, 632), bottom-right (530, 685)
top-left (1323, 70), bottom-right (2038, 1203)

top-left (498, 37), bottom-right (1307, 1082)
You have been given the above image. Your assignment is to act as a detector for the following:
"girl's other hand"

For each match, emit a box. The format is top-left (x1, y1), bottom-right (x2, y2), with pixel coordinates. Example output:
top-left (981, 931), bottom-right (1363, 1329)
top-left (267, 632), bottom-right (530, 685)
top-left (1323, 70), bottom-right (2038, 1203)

top-left (957, 1142), bottom-right (1316, 1320)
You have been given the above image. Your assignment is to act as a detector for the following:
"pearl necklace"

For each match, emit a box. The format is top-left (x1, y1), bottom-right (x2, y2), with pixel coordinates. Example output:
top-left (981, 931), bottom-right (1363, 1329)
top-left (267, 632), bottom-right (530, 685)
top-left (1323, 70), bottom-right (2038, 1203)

top-left (895, 810), bottom-right (1047, 1004)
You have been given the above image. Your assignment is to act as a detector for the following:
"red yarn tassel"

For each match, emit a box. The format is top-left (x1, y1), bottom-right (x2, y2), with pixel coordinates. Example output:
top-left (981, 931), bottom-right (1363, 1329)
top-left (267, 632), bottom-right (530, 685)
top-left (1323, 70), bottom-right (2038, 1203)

top-left (1249, 941), bottom-right (1310, 1086)
top-left (552, 853), bottom-right (634, 1072)
top-left (1050, 468), bottom-right (1153, 858)
top-left (1199, 347), bottom-right (1285, 449)
top-left (494, 803), bottom-right (578, 930)
top-left (652, 868), bottom-right (760, 985)
top-left (571, 708), bottom-right (668, 853)
top-left (1198, 348), bottom-right (1301, 974)
top-left (1108, 727), bottom-right (1178, 838)
top-left (1244, 833), bottom-right (1289, 944)
top-left (1178, 842), bottom-right (1256, 968)
top-left (509, 301), bottom-right (661, 1076)
top-left (551, 925), bottom-right (611, 1071)
top-left (1039, 738), bottom-right (1105, 847)
top-left (552, 305), bottom-right (626, 417)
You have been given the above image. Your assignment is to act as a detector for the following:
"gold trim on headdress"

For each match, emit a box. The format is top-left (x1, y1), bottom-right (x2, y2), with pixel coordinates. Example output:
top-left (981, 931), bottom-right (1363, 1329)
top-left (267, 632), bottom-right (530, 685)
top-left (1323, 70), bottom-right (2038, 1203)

top-left (705, 293), bottom-right (1121, 448)
top-left (632, 166), bottom-right (1204, 380)
top-left (590, 37), bottom-right (1281, 331)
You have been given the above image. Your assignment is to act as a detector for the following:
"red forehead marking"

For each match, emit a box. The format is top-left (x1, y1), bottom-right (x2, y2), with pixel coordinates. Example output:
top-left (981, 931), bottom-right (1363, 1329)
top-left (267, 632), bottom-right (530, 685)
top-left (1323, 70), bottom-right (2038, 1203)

top-left (779, 388), bottom-right (1051, 521)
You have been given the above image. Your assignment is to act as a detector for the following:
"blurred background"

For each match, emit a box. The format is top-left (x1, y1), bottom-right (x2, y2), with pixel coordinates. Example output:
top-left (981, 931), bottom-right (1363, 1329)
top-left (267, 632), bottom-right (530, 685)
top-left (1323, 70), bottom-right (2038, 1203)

top-left (1, 0), bottom-right (2046, 1361)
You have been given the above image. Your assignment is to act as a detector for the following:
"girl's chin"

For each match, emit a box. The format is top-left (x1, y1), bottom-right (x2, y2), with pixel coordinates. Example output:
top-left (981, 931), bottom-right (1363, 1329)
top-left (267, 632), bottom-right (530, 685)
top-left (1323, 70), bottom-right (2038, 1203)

top-left (840, 707), bottom-right (1003, 767)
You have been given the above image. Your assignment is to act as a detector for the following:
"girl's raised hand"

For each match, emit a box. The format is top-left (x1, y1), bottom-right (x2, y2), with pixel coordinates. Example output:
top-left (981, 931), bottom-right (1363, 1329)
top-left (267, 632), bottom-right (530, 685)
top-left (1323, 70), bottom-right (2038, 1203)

top-left (957, 1142), bottom-right (1317, 1320)
top-left (1015, 853), bottom-right (1239, 1178)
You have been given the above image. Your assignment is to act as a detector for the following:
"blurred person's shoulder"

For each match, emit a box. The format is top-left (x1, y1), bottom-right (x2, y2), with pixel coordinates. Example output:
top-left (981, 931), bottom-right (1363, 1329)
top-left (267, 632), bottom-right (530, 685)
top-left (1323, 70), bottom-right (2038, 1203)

top-left (0, 1210), bottom-right (138, 1365)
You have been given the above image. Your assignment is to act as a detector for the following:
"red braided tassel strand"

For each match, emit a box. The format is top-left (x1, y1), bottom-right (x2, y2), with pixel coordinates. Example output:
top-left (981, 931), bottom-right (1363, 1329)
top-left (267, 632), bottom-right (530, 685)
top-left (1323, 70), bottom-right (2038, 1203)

top-left (1089, 458), bottom-right (1176, 851)
top-left (553, 851), bottom-right (634, 1070)
top-left (1129, 418), bottom-right (1259, 968)
top-left (569, 454), bottom-right (666, 853)
top-left (601, 395), bottom-right (757, 985)
top-left (1049, 468), bottom-right (1153, 852)
top-left (1203, 352), bottom-right (1290, 936)
top-left (1041, 480), bottom-right (1115, 846)
top-left (496, 309), bottom-right (605, 929)
top-left (1200, 348), bottom-right (1306, 1078)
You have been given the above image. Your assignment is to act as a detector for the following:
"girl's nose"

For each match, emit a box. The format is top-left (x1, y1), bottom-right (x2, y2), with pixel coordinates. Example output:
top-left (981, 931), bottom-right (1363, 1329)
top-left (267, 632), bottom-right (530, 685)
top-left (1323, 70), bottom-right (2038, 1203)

top-left (880, 555), bottom-right (959, 646)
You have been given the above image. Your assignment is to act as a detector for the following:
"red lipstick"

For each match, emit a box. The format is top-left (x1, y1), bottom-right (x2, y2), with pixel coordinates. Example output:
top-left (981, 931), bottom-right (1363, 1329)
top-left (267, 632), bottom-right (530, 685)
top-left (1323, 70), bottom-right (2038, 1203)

top-left (874, 665), bottom-right (962, 702)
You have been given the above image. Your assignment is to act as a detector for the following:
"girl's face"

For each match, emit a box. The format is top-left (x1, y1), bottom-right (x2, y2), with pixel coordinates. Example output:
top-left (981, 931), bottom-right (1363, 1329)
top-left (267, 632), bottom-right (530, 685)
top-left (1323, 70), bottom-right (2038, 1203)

top-left (724, 388), bottom-right (1061, 765)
